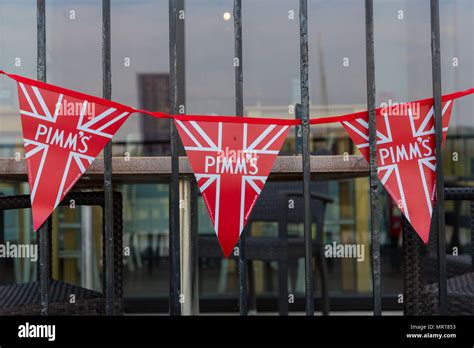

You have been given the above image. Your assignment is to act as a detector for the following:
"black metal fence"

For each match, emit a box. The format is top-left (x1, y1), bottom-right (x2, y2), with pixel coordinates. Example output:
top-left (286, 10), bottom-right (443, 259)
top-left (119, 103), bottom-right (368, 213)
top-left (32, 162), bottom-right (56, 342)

top-left (30, 0), bottom-right (448, 316)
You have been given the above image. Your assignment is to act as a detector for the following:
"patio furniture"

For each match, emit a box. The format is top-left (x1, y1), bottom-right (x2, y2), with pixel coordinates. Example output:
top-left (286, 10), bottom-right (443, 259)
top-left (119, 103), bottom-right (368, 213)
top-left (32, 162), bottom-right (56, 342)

top-left (423, 199), bottom-right (473, 283)
top-left (0, 191), bottom-right (123, 315)
top-left (199, 181), bottom-right (333, 315)
top-left (403, 187), bottom-right (474, 315)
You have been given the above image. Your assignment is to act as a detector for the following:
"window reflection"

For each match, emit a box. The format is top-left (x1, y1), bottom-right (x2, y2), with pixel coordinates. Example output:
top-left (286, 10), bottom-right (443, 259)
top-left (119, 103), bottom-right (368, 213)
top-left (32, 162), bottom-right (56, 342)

top-left (0, 0), bottom-right (472, 313)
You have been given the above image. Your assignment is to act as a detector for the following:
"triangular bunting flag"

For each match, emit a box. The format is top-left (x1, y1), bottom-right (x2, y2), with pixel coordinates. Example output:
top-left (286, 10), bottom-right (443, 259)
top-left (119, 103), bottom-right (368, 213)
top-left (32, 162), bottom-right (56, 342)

top-left (17, 80), bottom-right (133, 231)
top-left (341, 100), bottom-right (454, 243)
top-left (175, 118), bottom-right (289, 257)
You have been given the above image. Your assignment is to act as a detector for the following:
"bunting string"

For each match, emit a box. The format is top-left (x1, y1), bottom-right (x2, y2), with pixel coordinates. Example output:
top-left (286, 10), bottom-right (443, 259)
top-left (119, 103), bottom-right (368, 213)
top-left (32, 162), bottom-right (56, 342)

top-left (1, 69), bottom-right (474, 254)
top-left (2, 70), bottom-right (472, 126)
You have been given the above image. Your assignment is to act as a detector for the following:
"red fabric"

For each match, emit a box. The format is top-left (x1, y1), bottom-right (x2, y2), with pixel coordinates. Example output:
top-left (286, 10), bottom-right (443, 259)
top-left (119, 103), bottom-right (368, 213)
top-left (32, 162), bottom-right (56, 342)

top-left (16, 77), bottom-right (132, 230)
top-left (0, 70), bottom-right (298, 125)
top-left (2, 70), bottom-right (473, 126)
top-left (341, 100), bottom-right (454, 243)
top-left (175, 119), bottom-right (289, 257)
top-left (309, 87), bottom-right (474, 125)
top-left (170, 114), bottom-right (300, 125)
top-left (2, 70), bottom-right (474, 247)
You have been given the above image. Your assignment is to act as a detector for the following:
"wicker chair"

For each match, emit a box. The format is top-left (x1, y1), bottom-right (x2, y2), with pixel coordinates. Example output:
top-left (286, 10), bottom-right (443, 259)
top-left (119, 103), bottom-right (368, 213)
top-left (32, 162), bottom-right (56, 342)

top-left (423, 201), bottom-right (472, 283)
top-left (199, 181), bottom-right (333, 315)
top-left (403, 187), bottom-right (474, 315)
top-left (0, 191), bottom-right (123, 315)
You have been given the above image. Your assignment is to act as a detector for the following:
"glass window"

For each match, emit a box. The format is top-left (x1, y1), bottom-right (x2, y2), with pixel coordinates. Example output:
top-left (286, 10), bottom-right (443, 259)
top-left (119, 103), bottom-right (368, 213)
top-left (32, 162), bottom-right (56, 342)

top-left (0, 0), bottom-right (472, 313)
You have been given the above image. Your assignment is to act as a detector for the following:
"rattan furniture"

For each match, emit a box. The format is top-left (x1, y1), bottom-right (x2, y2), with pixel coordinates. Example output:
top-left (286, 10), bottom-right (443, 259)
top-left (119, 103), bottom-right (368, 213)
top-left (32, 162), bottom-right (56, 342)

top-left (0, 191), bottom-right (123, 315)
top-left (403, 187), bottom-right (474, 315)
top-left (199, 181), bottom-right (333, 315)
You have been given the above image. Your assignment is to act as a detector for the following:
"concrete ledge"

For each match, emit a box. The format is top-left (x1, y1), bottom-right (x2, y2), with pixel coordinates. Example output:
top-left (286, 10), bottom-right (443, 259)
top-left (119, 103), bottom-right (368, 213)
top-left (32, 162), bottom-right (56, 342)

top-left (0, 155), bottom-right (369, 183)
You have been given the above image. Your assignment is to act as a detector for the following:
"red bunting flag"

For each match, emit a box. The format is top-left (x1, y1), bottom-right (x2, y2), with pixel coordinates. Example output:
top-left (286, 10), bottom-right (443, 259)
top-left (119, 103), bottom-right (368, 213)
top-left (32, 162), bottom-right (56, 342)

top-left (175, 118), bottom-right (289, 257)
top-left (341, 99), bottom-right (454, 243)
top-left (2, 70), bottom-right (473, 254)
top-left (15, 76), bottom-right (134, 231)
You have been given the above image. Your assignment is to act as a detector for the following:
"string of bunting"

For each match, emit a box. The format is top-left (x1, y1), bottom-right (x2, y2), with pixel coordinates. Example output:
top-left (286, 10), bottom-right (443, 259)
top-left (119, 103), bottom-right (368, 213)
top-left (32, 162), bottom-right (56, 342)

top-left (1, 70), bottom-right (473, 256)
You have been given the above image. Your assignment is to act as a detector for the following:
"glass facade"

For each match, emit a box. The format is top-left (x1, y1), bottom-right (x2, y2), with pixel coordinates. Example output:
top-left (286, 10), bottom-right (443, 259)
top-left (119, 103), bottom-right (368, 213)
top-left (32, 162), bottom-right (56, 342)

top-left (0, 0), bottom-right (472, 313)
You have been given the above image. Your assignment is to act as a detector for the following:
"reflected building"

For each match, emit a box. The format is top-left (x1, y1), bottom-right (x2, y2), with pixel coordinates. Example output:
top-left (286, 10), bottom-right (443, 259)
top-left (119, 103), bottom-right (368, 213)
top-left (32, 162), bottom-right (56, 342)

top-left (137, 73), bottom-right (171, 156)
top-left (0, 0), bottom-right (472, 314)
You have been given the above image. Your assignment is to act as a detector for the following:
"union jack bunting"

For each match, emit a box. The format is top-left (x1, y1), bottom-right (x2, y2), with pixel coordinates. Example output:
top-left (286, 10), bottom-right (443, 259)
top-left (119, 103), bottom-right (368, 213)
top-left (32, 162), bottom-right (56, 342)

top-left (18, 81), bottom-right (132, 230)
top-left (341, 100), bottom-right (454, 242)
top-left (175, 119), bottom-right (289, 256)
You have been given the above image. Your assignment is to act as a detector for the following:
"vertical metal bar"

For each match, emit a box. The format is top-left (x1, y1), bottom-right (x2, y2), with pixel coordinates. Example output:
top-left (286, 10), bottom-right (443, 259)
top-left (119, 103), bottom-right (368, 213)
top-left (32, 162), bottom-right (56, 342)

top-left (37, 0), bottom-right (49, 317)
top-left (169, 0), bottom-right (182, 316)
top-left (238, 236), bottom-right (248, 315)
top-left (295, 103), bottom-right (302, 155)
top-left (102, 0), bottom-right (115, 316)
top-left (38, 221), bottom-right (50, 316)
top-left (233, 0), bottom-right (248, 316)
top-left (470, 201), bottom-right (474, 272)
top-left (299, 0), bottom-right (314, 316)
top-left (430, 0), bottom-right (448, 315)
top-left (37, 0), bottom-right (46, 82)
top-left (0, 198), bottom-right (3, 277)
top-left (176, 0), bottom-right (186, 115)
top-left (176, 0), bottom-right (194, 315)
top-left (233, 0), bottom-right (243, 121)
top-left (365, 0), bottom-right (381, 316)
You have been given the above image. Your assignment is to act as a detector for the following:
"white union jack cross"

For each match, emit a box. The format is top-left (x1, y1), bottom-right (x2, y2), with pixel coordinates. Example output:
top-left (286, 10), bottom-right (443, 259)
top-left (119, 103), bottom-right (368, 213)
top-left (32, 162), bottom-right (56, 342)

top-left (175, 119), bottom-right (289, 256)
top-left (342, 100), bottom-right (453, 242)
top-left (18, 82), bottom-right (131, 230)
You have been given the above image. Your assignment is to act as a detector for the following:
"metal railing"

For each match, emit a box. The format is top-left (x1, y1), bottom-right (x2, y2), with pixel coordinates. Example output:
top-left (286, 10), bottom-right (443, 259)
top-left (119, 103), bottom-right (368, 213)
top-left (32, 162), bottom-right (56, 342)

top-left (28, 0), bottom-right (449, 316)
top-left (36, 0), bottom-right (49, 317)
